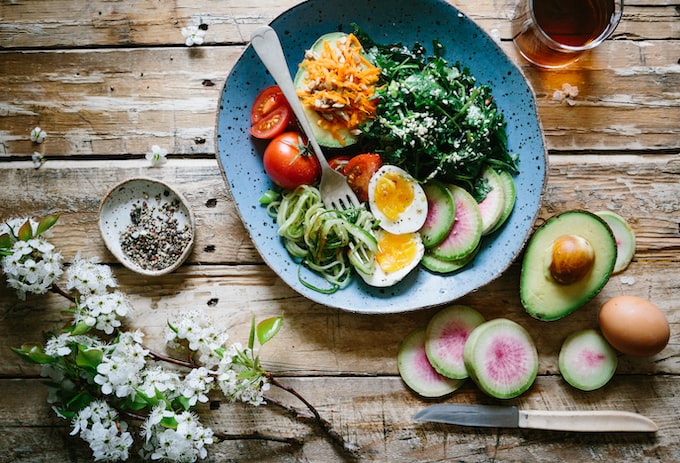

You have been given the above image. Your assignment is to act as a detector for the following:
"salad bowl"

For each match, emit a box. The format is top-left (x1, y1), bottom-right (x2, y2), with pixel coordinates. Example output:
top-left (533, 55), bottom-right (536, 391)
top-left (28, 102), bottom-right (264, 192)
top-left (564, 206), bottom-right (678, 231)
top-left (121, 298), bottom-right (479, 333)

top-left (216, 0), bottom-right (547, 313)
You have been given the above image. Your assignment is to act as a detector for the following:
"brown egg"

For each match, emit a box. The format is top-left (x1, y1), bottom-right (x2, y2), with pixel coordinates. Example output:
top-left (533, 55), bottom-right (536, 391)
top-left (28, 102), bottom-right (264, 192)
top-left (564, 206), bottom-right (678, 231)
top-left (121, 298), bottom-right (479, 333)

top-left (599, 296), bottom-right (670, 357)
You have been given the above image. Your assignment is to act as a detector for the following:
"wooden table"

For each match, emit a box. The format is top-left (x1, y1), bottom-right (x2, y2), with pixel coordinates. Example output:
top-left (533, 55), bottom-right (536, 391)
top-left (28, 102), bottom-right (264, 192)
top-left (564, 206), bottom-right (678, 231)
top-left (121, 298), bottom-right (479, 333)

top-left (1, 1), bottom-right (678, 461)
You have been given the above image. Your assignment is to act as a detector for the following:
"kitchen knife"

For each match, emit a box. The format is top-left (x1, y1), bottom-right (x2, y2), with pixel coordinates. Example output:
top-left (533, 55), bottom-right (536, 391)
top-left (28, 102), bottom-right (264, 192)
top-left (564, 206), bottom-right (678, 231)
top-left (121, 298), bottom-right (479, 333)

top-left (413, 404), bottom-right (657, 432)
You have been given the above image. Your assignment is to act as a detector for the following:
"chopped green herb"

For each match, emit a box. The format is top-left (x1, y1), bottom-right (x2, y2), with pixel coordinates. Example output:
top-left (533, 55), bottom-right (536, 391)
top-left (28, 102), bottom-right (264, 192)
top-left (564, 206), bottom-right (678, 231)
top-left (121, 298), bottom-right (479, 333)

top-left (354, 27), bottom-right (519, 198)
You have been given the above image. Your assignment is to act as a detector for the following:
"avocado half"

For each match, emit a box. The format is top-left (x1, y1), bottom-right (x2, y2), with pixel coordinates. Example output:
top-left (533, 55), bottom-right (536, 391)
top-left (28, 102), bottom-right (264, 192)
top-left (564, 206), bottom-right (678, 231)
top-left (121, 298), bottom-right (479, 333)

top-left (293, 32), bottom-right (359, 148)
top-left (520, 210), bottom-right (617, 321)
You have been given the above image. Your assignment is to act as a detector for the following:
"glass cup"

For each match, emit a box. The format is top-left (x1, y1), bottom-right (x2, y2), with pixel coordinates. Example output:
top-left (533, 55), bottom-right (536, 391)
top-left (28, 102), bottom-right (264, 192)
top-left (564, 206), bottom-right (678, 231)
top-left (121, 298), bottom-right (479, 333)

top-left (511, 0), bottom-right (624, 69)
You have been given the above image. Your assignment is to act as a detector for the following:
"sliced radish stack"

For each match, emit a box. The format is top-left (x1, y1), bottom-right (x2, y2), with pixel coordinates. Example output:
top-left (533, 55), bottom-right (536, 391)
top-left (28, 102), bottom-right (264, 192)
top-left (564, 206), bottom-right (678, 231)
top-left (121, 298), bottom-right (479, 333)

top-left (397, 327), bottom-right (465, 398)
top-left (425, 305), bottom-right (485, 379)
top-left (463, 318), bottom-right (538, 399)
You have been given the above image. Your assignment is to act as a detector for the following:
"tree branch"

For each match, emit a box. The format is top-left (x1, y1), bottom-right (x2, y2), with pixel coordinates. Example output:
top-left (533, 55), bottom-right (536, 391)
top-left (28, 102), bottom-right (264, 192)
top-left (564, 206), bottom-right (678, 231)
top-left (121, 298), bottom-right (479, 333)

top-left (266, 374), bottom-right (361, 460)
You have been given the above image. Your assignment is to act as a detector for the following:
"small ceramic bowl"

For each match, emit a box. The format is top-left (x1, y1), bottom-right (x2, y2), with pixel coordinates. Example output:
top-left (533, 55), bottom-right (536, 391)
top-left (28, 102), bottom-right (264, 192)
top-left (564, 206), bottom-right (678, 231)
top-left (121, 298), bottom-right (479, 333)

top-left (99, 178), bottom-right (195, 276)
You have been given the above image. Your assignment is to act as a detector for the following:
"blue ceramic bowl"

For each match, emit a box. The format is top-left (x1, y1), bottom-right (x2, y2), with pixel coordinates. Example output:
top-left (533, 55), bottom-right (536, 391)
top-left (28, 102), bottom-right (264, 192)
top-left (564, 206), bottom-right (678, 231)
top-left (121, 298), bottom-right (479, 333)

top-left (216, 0), bottom-right (546, 313)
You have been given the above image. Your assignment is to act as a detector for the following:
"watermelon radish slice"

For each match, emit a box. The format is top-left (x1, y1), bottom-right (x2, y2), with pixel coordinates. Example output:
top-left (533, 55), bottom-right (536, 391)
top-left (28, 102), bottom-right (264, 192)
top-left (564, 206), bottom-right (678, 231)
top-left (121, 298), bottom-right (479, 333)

top-left (463, 318), bottom-right (538, 399)
top-left (487, 170), bottom-right (516, 235)
top-left (477, 167), bottom-right (505, 236)
top-left (420, 180), bottom-right (456, 248)
top-left (397, 327), bottom-right (465, 398)
top-left (595, 210), bottom-right (636, 274)
top-left (558, 329), bottom-right (618, 391)
top-left (425, 305), bottom-right (486, 379)
top-left (421, 244), bottom-right (479, 274)
top-left (429, 185), bottom-right (482, 262)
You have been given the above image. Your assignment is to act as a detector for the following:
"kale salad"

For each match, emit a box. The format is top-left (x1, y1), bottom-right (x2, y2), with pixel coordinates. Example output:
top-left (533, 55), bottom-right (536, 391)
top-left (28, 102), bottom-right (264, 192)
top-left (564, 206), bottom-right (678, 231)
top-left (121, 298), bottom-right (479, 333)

top-left (354, 27), bottom-right (519, 201)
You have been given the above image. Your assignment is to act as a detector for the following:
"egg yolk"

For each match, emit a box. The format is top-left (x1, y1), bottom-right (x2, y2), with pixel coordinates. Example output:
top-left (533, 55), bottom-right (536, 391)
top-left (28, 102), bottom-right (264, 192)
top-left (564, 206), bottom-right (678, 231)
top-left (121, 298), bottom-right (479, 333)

top-left (376, 231), bottom-right (419, 273)
top-left (374, 171), bottom-right (414, 221)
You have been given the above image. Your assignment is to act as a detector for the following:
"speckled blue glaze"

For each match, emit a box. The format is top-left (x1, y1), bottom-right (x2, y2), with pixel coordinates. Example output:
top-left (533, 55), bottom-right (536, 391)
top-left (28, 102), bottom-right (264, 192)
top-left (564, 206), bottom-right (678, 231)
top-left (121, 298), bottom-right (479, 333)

top-left (216, 0), bottom-right (547, 314)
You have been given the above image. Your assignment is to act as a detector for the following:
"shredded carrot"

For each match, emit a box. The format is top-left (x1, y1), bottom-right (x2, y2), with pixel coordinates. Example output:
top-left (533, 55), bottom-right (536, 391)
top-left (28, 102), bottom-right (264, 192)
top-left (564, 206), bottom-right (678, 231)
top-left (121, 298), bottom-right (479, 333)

top-left (297, 33), bottom-right (380, 145)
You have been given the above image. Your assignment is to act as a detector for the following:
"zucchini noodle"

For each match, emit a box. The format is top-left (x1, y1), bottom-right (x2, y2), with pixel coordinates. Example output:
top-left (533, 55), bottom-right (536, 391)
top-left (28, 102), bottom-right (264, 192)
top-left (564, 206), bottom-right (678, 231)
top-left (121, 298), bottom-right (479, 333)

top-left (264, 185), bottom-right (378, 293)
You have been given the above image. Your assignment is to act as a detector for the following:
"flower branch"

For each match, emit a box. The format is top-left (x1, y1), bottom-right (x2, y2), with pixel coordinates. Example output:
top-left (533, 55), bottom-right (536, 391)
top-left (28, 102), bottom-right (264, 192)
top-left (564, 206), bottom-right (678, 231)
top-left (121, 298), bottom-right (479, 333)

top-left (3, 215), bottom-right (358, 462)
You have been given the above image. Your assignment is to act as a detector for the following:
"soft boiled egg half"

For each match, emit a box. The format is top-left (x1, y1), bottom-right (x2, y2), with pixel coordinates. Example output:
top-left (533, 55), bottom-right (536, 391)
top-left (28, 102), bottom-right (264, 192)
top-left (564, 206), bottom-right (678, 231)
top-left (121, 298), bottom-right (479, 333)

top-left (368, 165), bottom-right (428, 235)
top-left (357, 229), bottom-right (425, 287)
top-left (359, 165), bottom-right (428, 287)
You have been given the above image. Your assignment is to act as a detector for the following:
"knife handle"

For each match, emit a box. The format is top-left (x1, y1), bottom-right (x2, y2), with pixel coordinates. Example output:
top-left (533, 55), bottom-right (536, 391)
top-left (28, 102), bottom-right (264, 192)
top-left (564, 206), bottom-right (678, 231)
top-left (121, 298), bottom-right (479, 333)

top-left (519, 410), bottom-right (658, 432)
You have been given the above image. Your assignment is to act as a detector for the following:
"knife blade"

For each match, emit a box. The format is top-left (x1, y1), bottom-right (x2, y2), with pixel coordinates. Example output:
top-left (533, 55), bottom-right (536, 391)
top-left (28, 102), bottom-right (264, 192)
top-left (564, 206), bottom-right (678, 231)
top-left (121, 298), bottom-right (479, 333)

top-left (413, 404), bottom-right (657, 432)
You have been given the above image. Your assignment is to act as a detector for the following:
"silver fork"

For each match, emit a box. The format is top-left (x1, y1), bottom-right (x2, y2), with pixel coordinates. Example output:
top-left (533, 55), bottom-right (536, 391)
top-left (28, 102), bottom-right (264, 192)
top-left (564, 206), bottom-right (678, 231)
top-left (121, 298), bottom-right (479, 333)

top-left (250, 26), bottom-right (360, 211)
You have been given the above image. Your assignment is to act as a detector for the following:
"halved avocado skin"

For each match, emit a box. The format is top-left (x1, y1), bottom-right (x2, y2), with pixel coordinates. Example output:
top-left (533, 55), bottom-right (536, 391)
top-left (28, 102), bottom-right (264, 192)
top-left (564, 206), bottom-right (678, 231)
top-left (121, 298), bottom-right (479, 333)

top-left (293, 32), bottom-right (358, 148)
top-left (520, 210), bottom-right (617, 321)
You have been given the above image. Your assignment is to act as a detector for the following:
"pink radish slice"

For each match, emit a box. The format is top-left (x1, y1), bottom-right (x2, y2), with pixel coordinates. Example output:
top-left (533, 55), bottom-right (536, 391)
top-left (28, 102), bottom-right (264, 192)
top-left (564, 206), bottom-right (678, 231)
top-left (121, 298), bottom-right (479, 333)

top-left (477, 167), bottom-right (505, 236)
top-left (430, 184), bottom-right (482, 261)
top-left (397, 327), bottom-right (465, 398)
top-left (558, 329), bottom-right (618, 391)
top-left (595, 210), bottom-right (636, 274)
top-left (463, 318), bottom-right (538, 399)
top-left (425, 305), bottom-right (485, 379)
top-left (420, 181), bottom-right (456, 248)
top-left (487, 170), bottom-right (516, 234)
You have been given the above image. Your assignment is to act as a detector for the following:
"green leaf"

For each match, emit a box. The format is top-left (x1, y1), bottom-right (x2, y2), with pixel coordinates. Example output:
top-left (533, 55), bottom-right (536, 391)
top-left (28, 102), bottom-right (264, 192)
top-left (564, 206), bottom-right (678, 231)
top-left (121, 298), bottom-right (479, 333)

top-left (124, 391), bottom-right (153, 411)
top-left (17, 219), bottom-right (33, 241)
top-left (36, 214), bottom-right (60, 236)
top-left (0, 233), bottom-right (12, 249)
top-left (248, 316), bottom-right (256, 351)
top-left (160, 415), bottom-right (178, 430)
top-left (53, 407), bottom-right (77, 420)
top-left (65, 391), bottom-right (95, 412)
top-left (174, 395), bottom-right (192, 411)
top-left (256, 316), bottom-right (283, 346)
top-left (69, 321), bottom-right (92, 336)
top-left (12, 345), bottom-right (55, 364)
top-left (75, 345), bottom-right (103, 369)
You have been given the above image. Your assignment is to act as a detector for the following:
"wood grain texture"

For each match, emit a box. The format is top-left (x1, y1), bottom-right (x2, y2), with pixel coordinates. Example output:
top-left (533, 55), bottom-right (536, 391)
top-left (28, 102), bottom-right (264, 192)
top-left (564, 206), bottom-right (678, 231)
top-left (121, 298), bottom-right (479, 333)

top-left (1, 0), bottom-right (679, 461)
top-left (1, 376), bottom-right (678, 463)
top-left (0, 155), bottom-right (677, 262)
top-left (1, 3), bottom-right (679, 156)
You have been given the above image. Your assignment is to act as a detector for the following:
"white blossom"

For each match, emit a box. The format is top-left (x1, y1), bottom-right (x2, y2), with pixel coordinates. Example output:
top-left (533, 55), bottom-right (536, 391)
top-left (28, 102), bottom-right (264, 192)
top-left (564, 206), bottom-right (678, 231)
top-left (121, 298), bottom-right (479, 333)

top-left (32, 152), bottom-right (45, 169)
top-left (181, 25), bottom-right (205, 47)
top-left (44, 332), bottom-right (94, 357)
top-left (71, 401), bottom-right (133, 462)
top-left (138, 365), bottom-right (182, 400)
top-left (76, 290), bottom-right (132, 335)
top-left (216, 343), bottom-right (269, 406)
top-left (94, 330), bottom-right (149, 397)
top-left (1, 237), bottom-right (63, 300)
top-left (166, 310), bottom-right (229, 367)
top-left (142, 410), bottom-right (214, 462)
top-left (145, 144), bottom-right (168, 167)
top-left (30, 126), bottom-right (46, 143)
top-left (178, 366), bottom-right (214, 406)
top-left (66, 254), bottom-right (118, 297)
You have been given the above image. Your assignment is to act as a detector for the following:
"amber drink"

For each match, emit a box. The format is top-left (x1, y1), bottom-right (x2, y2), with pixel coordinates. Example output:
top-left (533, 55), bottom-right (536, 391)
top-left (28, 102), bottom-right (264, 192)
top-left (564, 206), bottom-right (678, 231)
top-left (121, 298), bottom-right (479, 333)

top-left (512, 0), bottom-right (623, 68)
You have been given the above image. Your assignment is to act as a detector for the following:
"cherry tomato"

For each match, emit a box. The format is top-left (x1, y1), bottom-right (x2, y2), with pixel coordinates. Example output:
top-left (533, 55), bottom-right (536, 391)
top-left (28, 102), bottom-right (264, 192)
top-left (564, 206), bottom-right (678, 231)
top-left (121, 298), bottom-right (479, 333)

top-left (345, 153), bottom-right (382, 202)
top-left (250, 86), bottom-right (292, 139)
top-left (250, 106), bottom-right (291, 139)
top-left (328, 155), bottom-right (351, 175)
top-left (263, 132), bottom-right (321, 190)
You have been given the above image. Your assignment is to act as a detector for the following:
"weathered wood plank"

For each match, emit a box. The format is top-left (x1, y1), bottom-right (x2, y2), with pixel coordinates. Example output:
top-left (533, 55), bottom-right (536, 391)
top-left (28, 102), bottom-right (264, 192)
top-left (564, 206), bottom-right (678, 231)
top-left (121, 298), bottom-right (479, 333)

top-left (0, 155), bottom-right (677, 263)
top-left (0, 0), bottom-right (675, 48)
top-left (1, 376), bottom-right (678, 462)
top-left (1, 43), bottom-right (678, 157)
top-left (2, 256), bottom-right (677, 377)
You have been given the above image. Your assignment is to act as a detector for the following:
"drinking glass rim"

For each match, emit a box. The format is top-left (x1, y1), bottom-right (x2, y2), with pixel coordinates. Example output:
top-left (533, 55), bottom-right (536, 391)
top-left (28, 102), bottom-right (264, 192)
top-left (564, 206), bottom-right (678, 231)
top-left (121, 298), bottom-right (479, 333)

top-left (528, 0), bottom-right (624, 53)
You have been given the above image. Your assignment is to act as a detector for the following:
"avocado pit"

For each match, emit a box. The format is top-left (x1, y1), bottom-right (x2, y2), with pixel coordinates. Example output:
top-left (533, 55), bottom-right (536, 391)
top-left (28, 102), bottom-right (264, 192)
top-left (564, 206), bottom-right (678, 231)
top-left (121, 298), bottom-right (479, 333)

top-left (549, 234), bottom-right (595, 285)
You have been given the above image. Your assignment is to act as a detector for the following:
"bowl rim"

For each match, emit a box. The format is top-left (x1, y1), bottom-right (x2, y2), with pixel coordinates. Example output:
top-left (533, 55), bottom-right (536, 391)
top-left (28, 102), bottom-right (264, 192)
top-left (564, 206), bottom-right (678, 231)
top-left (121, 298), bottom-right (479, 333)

top-left (214, 0), bottom-right (549, 313)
